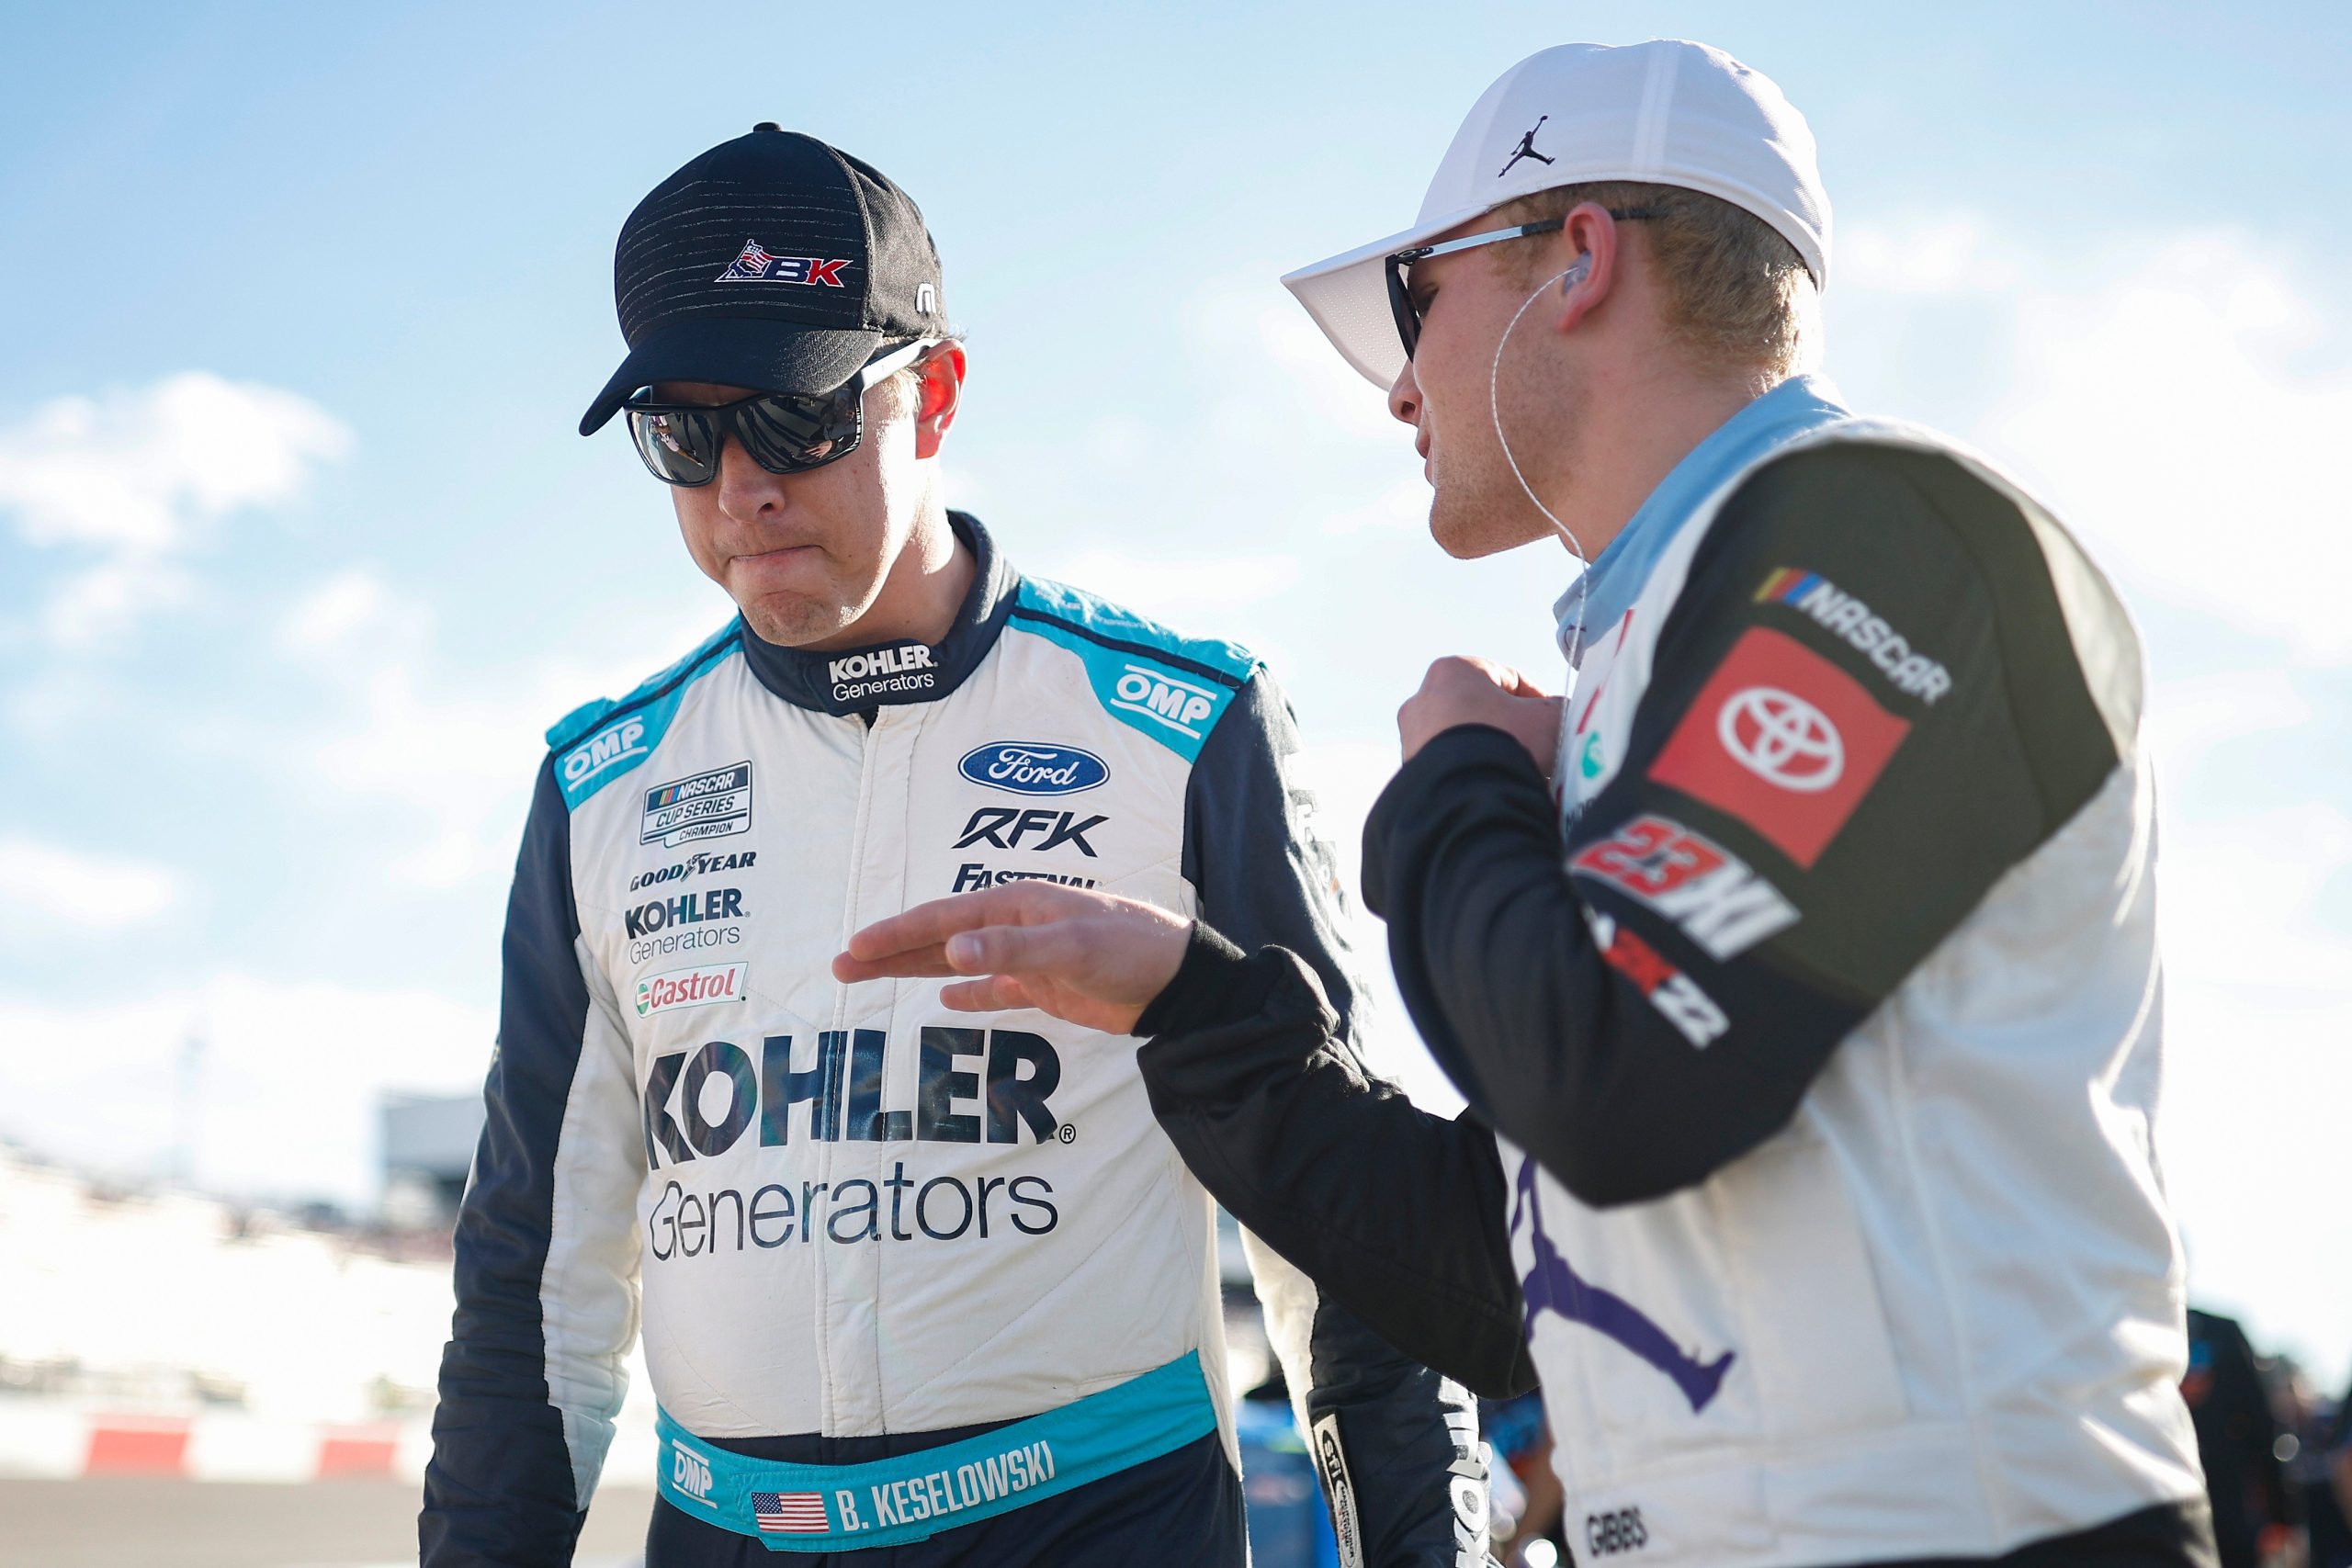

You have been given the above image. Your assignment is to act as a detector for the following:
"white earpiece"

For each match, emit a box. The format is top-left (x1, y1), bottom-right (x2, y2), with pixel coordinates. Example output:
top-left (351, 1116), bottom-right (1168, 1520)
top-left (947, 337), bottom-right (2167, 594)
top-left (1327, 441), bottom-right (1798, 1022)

top-left (1489, 257), bottom-right (1597, 795)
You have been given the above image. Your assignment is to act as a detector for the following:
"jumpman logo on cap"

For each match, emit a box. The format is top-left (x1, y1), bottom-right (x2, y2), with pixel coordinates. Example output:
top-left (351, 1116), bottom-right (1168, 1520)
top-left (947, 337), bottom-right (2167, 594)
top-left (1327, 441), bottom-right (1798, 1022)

top-left (1510, 1155), bottom-right (1736, 1412)
top-left (1498, 116), bottom-right (1555, 178)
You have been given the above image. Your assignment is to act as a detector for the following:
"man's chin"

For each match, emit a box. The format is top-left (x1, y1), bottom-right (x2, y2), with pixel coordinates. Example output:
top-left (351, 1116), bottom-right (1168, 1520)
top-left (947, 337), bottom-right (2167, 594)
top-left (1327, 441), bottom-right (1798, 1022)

top-left (1429, 491), bottom-right (1555, 560)
top-left (735, 592), bottom-right (852, 649)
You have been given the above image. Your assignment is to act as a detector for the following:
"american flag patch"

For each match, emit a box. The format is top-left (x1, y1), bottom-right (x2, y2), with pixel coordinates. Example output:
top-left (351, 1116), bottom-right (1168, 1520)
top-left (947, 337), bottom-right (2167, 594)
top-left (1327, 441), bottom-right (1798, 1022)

top-left (752, 1491), bottom-right (829, 1535)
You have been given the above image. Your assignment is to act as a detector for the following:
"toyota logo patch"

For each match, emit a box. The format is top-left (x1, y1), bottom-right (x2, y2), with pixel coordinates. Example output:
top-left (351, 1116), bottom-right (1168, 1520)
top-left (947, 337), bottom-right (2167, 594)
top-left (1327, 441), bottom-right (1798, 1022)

top-left (1716, 687), bottom-right (1844, 792)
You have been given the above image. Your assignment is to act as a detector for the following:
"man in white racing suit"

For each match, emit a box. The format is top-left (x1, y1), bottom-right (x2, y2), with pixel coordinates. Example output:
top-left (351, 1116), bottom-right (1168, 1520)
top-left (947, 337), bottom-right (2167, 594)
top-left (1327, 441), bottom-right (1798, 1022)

top-left (418, 125), bottom-right (1491, 1568)
top-left (835, 41), bottom-right (2221, 1568)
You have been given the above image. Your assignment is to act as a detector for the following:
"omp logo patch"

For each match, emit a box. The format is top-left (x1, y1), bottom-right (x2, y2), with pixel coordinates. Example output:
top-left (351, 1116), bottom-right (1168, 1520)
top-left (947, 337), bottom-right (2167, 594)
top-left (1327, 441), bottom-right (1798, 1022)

top-left (1110, 663), bottom-right (1217, 738)
top-left (670, 1438), bottom-right (715, 1505)
top-left (562, 717), bottom-right (649, 787)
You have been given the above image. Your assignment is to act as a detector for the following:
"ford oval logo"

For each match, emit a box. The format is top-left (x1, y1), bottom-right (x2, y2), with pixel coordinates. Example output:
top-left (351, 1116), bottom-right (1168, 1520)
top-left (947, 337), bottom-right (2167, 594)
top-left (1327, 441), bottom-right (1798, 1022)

top-left (958, 742), bottom-right (1109, 795)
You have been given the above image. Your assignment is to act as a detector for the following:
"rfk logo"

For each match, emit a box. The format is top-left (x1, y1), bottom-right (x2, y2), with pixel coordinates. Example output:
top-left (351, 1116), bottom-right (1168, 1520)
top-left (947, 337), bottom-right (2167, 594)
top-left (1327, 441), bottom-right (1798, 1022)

top-left (716, 239), bottom-right (852, 287)
top-left (1569, 813), bottom-right (1798, 960)
top-left (953, 807), bottom-right (1106, 857)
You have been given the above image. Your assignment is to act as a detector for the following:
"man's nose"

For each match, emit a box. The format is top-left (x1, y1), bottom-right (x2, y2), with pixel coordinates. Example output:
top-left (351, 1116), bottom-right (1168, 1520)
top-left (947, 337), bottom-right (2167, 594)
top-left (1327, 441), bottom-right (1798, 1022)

top-left (1387, 358), bottom-right (1422, 427)
top-left (713, 434), bottom-right (790, 522)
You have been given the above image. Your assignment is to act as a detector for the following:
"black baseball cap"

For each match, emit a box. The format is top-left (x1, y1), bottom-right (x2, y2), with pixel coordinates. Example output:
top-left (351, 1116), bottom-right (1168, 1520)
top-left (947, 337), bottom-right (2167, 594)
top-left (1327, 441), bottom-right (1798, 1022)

top-left (578, 125), bottom-right (947, 435)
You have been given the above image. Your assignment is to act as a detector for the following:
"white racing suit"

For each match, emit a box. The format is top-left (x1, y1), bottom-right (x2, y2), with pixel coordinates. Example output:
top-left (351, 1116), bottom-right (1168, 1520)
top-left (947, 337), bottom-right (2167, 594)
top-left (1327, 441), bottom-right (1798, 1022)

top-left (1131, 380), bottom-right (2215, 1568)
top-left (421, 513), bottom-right (1491, 1567)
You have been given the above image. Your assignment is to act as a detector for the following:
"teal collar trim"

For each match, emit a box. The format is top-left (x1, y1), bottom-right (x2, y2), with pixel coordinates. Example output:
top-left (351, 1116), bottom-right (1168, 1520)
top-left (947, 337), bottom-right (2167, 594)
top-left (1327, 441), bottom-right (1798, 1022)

top-left (654, 1352), bottom-right (1218, 1551)
top-left (1555, 373), bottom-right (1852, 667)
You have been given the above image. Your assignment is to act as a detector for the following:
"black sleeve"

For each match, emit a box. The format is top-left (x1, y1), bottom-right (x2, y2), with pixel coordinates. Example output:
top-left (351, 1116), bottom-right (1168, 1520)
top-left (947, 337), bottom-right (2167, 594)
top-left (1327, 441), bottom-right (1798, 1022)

top-left (1183, 665), bottom-right (1362, 1019)
top-left (423, 759), bottom-right (641, 1568)
top-left (1136, 924), bottom-right (1532, 1402)
top-left (1185, 668), bottom-right (1515, 1565)
top-left (1363, 441), bottom-right (2125, 1207)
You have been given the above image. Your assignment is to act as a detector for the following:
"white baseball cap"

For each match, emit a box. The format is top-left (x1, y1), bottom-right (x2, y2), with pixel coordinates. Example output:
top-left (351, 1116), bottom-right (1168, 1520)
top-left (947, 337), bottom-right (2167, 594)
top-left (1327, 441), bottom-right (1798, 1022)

top-left (1283, 39), bottom-right (1830, 388)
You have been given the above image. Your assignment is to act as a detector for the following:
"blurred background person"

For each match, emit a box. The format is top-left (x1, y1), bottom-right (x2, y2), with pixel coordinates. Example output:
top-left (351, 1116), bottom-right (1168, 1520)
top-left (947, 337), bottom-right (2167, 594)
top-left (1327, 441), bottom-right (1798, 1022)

top-left (2185, 1307), bottom-right (2301, 1568)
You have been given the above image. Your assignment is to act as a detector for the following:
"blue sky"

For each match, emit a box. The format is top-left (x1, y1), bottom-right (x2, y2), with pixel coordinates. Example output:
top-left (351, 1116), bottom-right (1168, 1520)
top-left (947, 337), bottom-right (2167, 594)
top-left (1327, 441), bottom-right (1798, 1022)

top-left (3, 2), bottom-right (2347, 1385)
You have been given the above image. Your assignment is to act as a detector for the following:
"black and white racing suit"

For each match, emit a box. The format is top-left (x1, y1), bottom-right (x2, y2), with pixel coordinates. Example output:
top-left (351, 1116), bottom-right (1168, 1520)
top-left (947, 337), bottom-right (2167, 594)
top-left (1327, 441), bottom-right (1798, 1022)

top-left (420, 513), bottom-right (1489, 1567)
top-left (1129, 380), bottom-right (2220, 1568)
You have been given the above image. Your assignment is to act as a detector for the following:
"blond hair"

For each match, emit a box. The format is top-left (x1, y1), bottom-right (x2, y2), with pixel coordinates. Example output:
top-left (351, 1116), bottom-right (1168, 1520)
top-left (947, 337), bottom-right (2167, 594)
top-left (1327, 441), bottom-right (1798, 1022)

top-left (1492, 182), bottom-right (1814, 377)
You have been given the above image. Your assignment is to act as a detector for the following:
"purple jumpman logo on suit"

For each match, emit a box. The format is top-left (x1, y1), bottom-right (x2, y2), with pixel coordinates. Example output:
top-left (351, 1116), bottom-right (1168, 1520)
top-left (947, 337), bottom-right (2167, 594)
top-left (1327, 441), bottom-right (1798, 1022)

top-left (1511, 1156), bottom-right (1736, 1413)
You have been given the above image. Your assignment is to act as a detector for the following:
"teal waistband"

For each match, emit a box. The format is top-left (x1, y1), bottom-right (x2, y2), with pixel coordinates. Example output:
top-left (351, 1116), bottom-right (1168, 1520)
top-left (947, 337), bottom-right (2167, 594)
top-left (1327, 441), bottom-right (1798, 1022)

top-left (654, 1352), bottom-right (1219, 1551)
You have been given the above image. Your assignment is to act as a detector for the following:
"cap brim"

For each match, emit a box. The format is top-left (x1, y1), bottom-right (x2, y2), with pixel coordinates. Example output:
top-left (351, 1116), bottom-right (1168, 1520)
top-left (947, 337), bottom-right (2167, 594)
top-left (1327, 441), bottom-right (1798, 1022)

top-left (578, 315), bottom-right (884, 434)
top-left (1280, 201), bottom-right (1498, 391)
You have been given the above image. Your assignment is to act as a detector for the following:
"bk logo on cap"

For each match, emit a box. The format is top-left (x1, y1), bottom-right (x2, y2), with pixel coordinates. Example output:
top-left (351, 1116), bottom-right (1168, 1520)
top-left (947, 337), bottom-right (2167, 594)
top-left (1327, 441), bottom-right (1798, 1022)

top-left (717, 239), bottom-right (852, 288)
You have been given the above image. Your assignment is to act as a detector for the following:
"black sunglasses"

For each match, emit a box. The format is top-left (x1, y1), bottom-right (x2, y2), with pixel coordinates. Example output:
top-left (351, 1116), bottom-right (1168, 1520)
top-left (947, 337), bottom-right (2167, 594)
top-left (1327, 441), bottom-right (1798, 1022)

top-left (622, 339), bottom-right (936, 486)
top-left (1385, 209), bottom-right (1658, 362)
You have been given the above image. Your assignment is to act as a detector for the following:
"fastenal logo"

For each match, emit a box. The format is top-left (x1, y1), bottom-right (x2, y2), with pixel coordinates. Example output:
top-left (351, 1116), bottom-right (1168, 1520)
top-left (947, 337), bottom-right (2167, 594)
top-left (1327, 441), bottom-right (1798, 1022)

top-left (562, 717), bottom-right (649, 785)
top-left (1111, 663), bottom-right (1216, 738)
top-left (958, 743), bottom-right (1108, 795)
top-left (635, 962), bottom-right (749, 1019)
top-left (1716, 688), bottom-right (1843, 792)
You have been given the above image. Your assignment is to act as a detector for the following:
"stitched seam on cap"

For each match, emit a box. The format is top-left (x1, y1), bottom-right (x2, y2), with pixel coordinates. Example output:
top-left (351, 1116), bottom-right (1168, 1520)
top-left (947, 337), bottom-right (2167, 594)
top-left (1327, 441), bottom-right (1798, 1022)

top-left (1630, 43), bottom-right (1681, 173)
top-left (820, 141), bottom-right (884, 333)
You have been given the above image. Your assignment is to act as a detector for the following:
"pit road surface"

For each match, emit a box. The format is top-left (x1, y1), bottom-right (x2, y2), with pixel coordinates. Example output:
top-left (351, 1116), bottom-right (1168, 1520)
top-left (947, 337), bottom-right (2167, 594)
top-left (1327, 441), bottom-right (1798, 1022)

top-left (0, 1479), bottom-right (659, 1567)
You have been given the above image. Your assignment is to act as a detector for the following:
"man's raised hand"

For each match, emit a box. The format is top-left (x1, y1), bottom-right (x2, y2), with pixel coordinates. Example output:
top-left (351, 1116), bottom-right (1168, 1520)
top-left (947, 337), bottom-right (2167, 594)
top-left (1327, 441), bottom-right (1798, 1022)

top-left (1397, 654), bottom-right (1564, 773)
top-left (832, 882), bottom-right (1193, 1035)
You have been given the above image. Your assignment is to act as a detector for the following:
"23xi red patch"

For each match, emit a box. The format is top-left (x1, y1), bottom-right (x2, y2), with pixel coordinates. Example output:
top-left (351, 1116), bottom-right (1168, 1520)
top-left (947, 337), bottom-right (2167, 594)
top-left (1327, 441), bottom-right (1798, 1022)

top-left (1647, 626), bottom-right (1911, 869)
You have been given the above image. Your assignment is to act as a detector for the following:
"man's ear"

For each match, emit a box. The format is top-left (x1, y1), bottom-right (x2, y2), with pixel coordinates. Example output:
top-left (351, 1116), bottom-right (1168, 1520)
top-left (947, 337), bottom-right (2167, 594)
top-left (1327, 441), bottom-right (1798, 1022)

top-left (911, 342), bottom-right (967, 459)
top-left (1552, 202), bottom-right (1624, 335)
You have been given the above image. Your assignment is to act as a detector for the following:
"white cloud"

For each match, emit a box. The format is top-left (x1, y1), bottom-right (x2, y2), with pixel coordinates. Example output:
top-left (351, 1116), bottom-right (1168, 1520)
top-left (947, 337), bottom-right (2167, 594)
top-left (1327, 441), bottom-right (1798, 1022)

top-left (1836, 220), bottom-right (2352, 664)
top-left (0, 373), bottom-right (351, 649)
top-left (0, 372), bottom-right (351, 553)
top-left (0, 974), bottom-right (494, 1206)
top-left (278, 567), bottom-right (429, 654)
top-left (1838, 214), bottom-right (2019, 295)
top-left (2152, 800), bottom-right (2352, 1385)
top-left (274, 569), bottom-right (727, 887)
top-left (1980, 238), bottom-right (2352, 660)
top-left (1035, 548), bottom-right (1300, 614)
top-left (1321, 478), bottom-right (1430, 536)
top-left (2143, 667), bottom-right (2312, 761)
top-left (0, 837), bottom-right (180, 931)
top-left (38, 557), bottom-right (195, 649)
